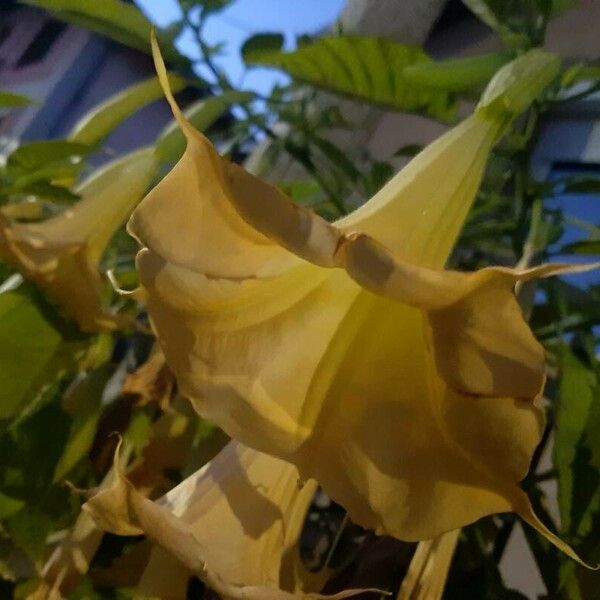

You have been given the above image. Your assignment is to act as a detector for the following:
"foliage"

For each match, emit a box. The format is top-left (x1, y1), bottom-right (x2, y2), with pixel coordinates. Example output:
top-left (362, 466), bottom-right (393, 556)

top-left (68, 73), bottom-right (187, 146)
top-left (0, 287), bottom-right (105, 421)
top-left (0, 0), bottom-right (598, 597)
top-left (22, 0), bottom-right (186, 65)
top-left (243, 34), bottom-right (458, 120)
top-left (0, 92), bottom-right (34, 107)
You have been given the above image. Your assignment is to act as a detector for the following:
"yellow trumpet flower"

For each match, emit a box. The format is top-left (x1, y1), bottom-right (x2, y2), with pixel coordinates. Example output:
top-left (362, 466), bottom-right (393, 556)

top-left (84, 440), bottom-right (368, 599)
top-left (125, 34), bottom-right (595, 568)
top-left (397, 530), bottom-right (459, 600)
top-left (0, 148), bottom-right (156, 331)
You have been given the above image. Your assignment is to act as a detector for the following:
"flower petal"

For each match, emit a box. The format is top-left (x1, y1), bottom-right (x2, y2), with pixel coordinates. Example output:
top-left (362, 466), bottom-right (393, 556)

top-left (0, 148), bottom-right (156, 331)
top-left (133, 41), bottom-right (558, 275)
top-left (137, 236), bottom-right (539, 541)
top-left (130, 37), bottom-right (591, 565)
top-left (337, 232), bottom-right (600, 400)
top-left (37, 147), bottom-right (157, 264)
top-left (84, 440), bottom-right (371, 598)
top-left (338, 115), bottom-right (499, 266)
top-left (128, 35), bottom-right (299, 279)
top-left (294, 293), bottom-right (518, 540)
top-left (154, 440), bottom-right (317, 590)
top-left (397, 529), bottom-right (459, 600)
top-left (131, 33), bottom-right (515, 280)
top-left (137, 246), bottom-right (360, 456)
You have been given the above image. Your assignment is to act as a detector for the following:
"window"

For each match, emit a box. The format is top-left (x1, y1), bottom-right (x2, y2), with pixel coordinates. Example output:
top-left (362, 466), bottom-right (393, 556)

top-left (17, 20), bottom-right (66, 67)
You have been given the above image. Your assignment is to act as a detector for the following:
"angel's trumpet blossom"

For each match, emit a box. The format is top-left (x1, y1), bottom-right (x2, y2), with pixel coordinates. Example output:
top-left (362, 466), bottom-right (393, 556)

top-left (84, 441), bottom-right (371, 599)
top-left (0, 148), bottom-right (156, 331)
top-left (128, 35), bottom-right (597, 566)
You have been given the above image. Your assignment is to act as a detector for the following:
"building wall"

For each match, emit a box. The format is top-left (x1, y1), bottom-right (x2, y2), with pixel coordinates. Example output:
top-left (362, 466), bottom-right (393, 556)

top-left (0, 5), bottom-right (177, 159)
top-left (261, 0), bottom-right (448, 184)
top-left (366, 1), bottom-right (600, 165)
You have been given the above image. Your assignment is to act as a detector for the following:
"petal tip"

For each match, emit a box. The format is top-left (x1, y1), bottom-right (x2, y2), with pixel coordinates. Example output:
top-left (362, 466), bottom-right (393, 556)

top-left (514, 490), bottom-right (598, 570)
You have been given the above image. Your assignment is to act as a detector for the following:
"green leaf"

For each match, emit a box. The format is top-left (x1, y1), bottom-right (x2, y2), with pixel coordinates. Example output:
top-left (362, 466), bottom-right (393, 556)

top-left (563, 177), bottom-right (600, 194)
top-left (0, 180), bottom-right (80, 202)
top-left (0, 288), bottom-right (89, 420)
top-left (69, 74), bottom-right (186, 146)
top-left (394, 143), bottom-right (423, 157)
top-left (562, 64), bottom-right (600, 87)
top-left (559, 215), bottom-right (600, 255)
top-left (6, 141), bottom-right (91, 172)
top-left (125, 409), bottom-right (153, 455)
top-left (561, 240), bottom-right (600, 255)
top-left (0, 91), bottom-right (34, 108)
top-left (22, 0), bottom-right (183, 64)
top-left (24, 0), bottom-right (151, 50)
top-left (0, 492), bottom-right (24, 519)
top-left (3, 140), bottom-right (90, 202)
top-left (275, 179), bottom-right (321, 205)
top-left (532, 279), bottom-right (600, 339)
top-left (311, 135), bottom-right (361, 182)
top-left (156, 91), bottom-right (251, 163)
top-left (9, 163), bottom-right (82, 190)
top-left (1, 401), bottom-right (70, 489)
top-left (197, 0), bottom-right (233, 13)
top-left (241, 33), bottom-right (284, 62)
top-left (555, 346), bottom-right (599, 537)
top-left (461, 0), bottom-right (504, 31)
top-left (4, 505), bottom-right (58, 561)
top-left (0, 291), bottom-right (64, 419)
top-left (462, 0), bottom-right (572, 46)
top-left (550, 0), bottom-right (574, 12)
top-left (461, 0), bottom-right (533, 39)
top-left (364, 161), bottom-right (394, 196)
top-left (550, 343), bottom-right (600, 596)
top-left (243, 34), bottom-right (457, 121)
top-left (402, 52), bottom-right (509, 92)
top-left (0, 401), bottom-right (76, 562)
top-left (52, 366), bottom-right (113, 482)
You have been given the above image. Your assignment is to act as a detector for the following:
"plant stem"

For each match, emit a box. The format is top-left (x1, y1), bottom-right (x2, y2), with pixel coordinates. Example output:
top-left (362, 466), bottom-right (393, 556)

top-left (183, 8), bottom-right (346, 213)
top-left (551, 81), bottom-right (600, 105)
top-left (516, 196), bottom-right (543, 270)
top-left (323, 513), bottom-right (349, 570)
top-left (493, 516), bottom-right (516, 562)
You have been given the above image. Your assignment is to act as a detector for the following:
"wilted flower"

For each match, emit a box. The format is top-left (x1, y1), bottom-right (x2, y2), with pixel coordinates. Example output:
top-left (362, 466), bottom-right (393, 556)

top-left (0, 148), bottom-right (156, 331)
top-left (122, 34), bottom-right (598, 575)
top-left (122, 343), bottom-right (175, 410)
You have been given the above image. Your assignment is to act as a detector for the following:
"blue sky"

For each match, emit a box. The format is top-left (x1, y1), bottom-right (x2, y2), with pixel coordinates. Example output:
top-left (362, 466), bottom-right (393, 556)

top-left (135, 0), bottom-right (345, 93)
